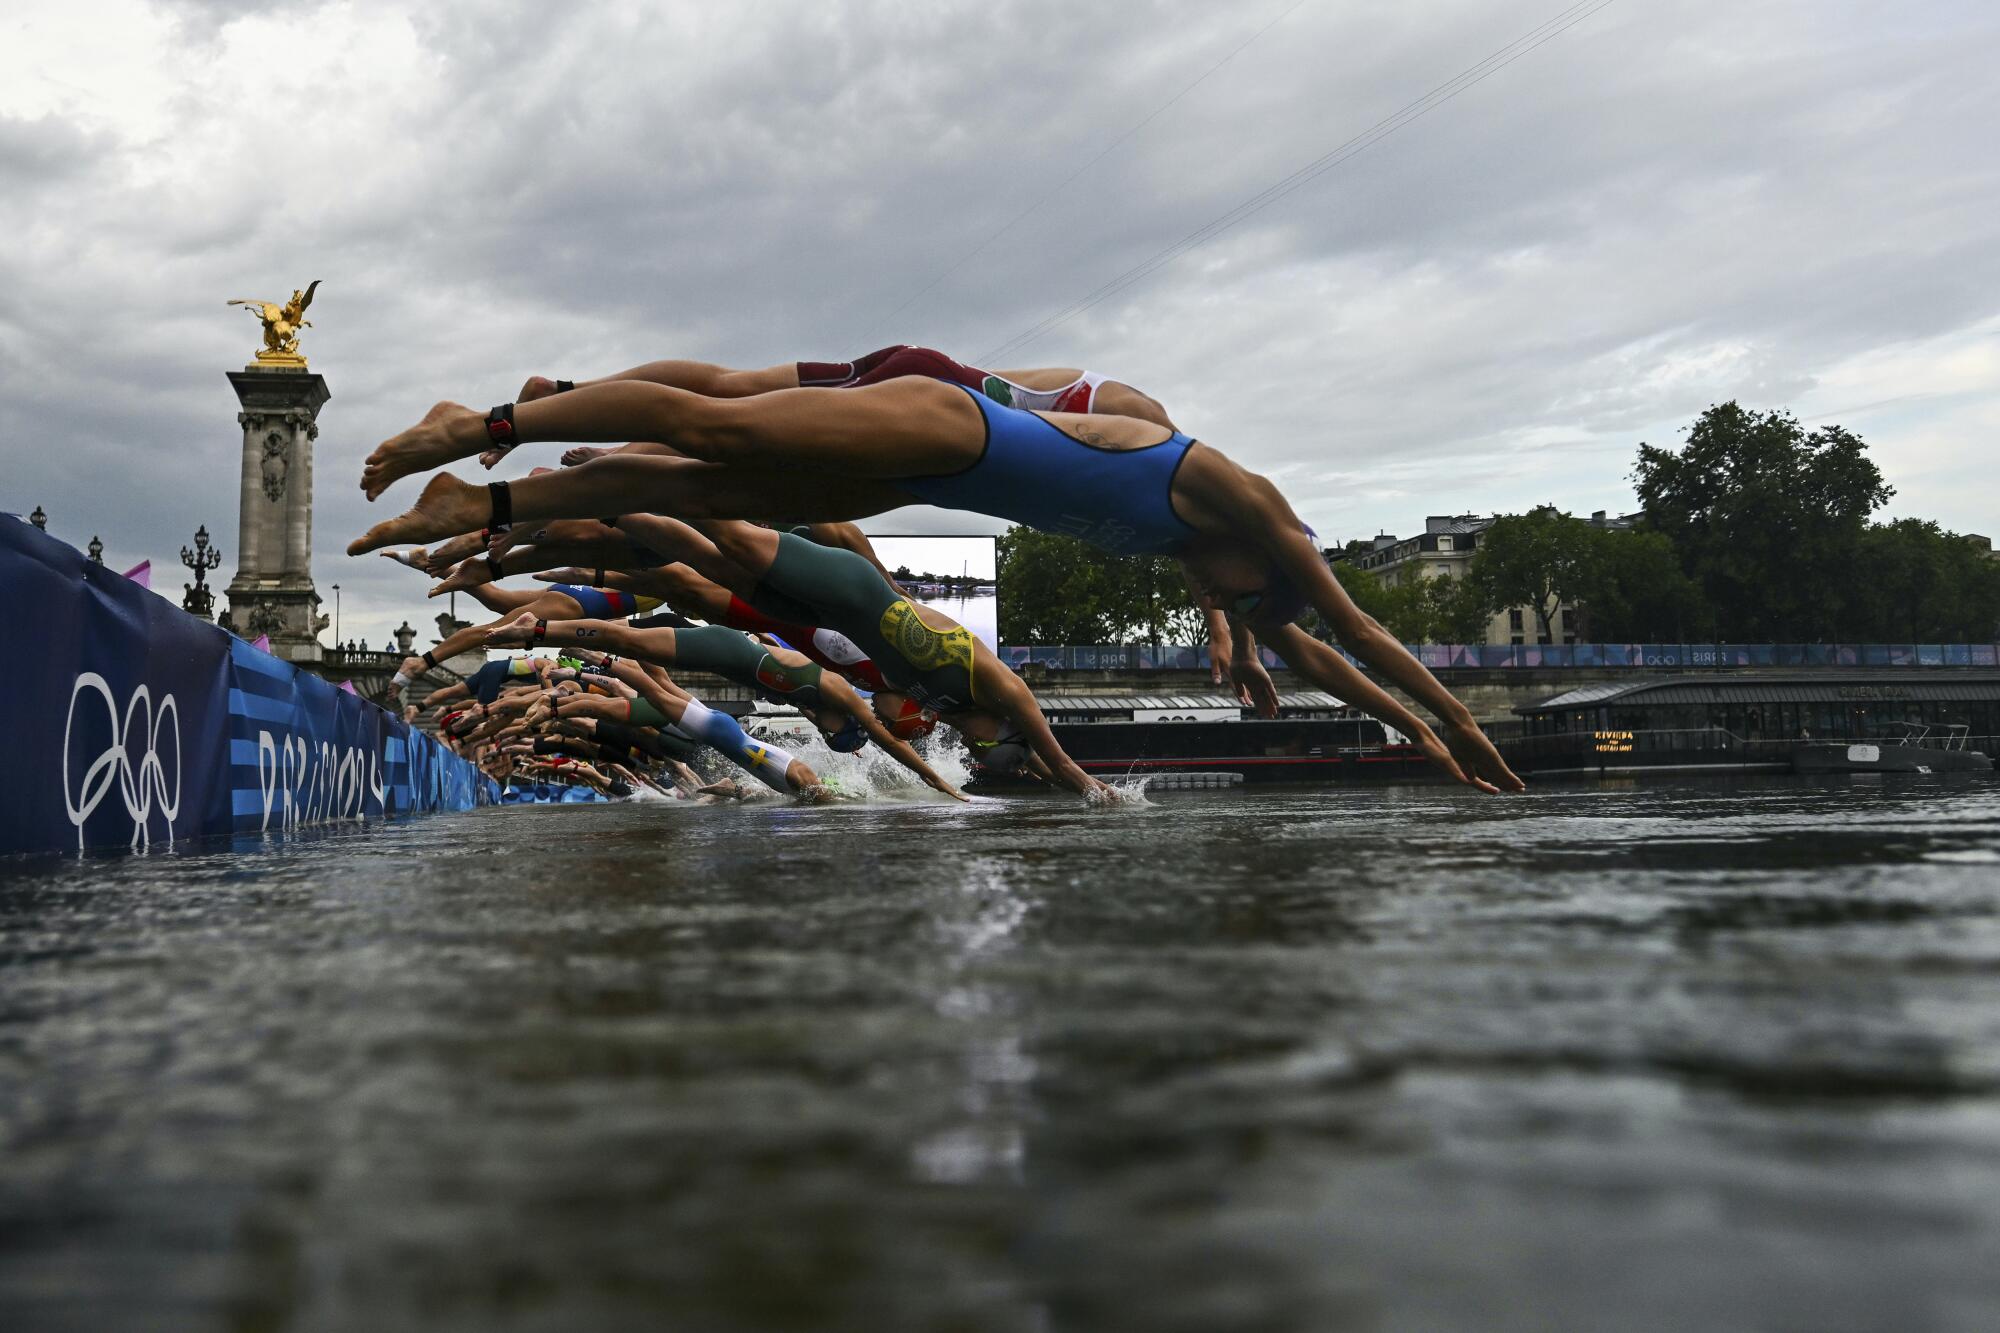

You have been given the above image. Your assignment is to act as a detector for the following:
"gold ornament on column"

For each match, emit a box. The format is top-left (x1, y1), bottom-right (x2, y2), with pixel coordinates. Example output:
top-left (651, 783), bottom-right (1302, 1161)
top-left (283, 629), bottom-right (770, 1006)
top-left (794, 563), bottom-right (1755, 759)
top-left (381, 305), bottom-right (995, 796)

top-left (227, 279), bottom-right (320, 366)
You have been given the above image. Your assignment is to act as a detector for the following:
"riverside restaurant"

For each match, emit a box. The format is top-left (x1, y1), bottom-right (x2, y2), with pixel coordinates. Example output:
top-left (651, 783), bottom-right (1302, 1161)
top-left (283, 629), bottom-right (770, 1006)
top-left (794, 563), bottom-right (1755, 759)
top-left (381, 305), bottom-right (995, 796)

top-left (1505, 674), bottom-right (2000, 775)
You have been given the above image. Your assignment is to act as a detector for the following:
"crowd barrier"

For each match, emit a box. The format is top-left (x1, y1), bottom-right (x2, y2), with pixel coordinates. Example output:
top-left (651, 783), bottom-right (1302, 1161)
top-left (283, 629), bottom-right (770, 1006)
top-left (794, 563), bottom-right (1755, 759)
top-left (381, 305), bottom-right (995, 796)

top-left (997, 642), bottom-right (2000, 671)
top-left (2, 516), bottom-right (497, 857)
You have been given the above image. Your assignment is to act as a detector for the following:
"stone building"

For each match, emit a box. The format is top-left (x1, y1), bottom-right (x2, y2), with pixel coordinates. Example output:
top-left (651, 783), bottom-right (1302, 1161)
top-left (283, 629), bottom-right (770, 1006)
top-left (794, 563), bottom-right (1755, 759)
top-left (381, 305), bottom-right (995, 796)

top-left (1337, 509), bottom-right (1641, 646)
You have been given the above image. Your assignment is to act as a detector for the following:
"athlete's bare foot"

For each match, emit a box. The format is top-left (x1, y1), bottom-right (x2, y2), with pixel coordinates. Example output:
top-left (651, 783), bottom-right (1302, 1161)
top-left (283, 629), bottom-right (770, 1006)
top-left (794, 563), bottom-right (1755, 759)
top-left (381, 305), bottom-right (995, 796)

top-left (361, 401), bottom-right (485, 500)
top-left (483, 610), bottom-right (541, 648)
top-left (380, 547), bottom-right (431, 571)
top-left (562, 446), bottom-right (611, 467)
top-left (428, 559), bottom-right (495, 598)
top-left (347, 472), bottom-right (490, 555)
top-left (518, 374), bottom-right (562, 403)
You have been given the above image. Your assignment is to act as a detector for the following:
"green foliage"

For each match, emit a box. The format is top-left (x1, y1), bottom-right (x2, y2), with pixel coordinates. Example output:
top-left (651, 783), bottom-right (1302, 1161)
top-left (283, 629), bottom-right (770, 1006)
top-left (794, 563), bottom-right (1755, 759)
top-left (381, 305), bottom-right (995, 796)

top-left (1427, 571), bottom-right (1497, 643)
top-left (1571, 528), bottom-right (1711, 642)
top-left (1850, 520), bottom-right (2000, 641)
top-left (1467, 510), bottom-right (1598, 639)
top-left (1634, 403), bottom-right (1892, 640)
top-left (996, 528), bottom-right (1203, 645)
top-left (1318, 562), bottom-right (1491, 644)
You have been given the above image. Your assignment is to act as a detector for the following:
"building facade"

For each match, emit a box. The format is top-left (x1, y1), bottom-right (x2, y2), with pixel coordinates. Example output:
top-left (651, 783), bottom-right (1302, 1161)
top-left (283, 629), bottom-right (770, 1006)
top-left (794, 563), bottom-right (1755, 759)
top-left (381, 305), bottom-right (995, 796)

top-left (1335, 509), bottom-right (1641, 646)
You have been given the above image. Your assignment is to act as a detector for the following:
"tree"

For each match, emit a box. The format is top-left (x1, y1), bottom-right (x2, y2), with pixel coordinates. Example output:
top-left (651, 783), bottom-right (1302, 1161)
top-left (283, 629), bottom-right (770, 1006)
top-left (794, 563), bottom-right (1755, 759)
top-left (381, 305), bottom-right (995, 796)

top-left (1633, 403), bottom-right (1892, 640)
top-left (996, 528), bottom-right (1205, 644)
top-left (1426, 572), bottom-right (1496, 644)
top-left (1318, 561), bottom-right (1435, 643)
top-left (1572, 528), bottom-right (1711, 642)
top-left (996, 528), bottom-right (1123, 643)
top-left (1851, 520), bottom-right (2000, 642)
top-left (1467, 509), bottom-right (1598, 641)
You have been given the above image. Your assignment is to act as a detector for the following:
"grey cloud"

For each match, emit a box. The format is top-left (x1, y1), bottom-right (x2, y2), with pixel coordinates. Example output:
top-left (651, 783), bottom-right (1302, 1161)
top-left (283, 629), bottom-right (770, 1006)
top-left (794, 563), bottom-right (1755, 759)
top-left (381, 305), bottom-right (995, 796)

top-left (5, 0), bottom-right (1998, 649)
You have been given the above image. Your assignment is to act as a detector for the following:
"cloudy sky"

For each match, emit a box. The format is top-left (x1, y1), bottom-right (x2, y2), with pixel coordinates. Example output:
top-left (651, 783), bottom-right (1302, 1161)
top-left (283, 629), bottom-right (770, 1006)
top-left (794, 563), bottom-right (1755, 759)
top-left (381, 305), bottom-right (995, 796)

top-left (4, 0), bottom-right (1996, 649)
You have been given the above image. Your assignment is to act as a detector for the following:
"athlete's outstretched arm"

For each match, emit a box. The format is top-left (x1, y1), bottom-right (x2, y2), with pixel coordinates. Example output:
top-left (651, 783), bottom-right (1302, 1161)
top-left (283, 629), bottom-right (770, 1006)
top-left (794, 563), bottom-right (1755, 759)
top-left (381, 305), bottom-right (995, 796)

top-left (977, 668), bottom-right (1109, 801)
top-left (1261, 624), bottom-right (1480, 788)
top-left (1214, 470), bottom-right (1522, 793)
top-left (820, 675), bottom-right (966, 801)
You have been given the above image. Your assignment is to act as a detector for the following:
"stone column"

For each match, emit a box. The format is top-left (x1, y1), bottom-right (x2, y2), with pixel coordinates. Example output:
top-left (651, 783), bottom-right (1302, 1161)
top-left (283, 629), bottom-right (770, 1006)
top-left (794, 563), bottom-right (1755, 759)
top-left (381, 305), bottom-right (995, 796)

top-left (223, 366), bottom-right (331, 663)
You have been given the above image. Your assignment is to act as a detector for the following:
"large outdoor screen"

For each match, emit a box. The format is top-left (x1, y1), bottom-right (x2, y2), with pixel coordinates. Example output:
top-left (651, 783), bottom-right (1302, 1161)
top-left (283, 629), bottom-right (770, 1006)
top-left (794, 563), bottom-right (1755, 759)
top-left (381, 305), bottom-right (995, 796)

top-left (869, 536), bottom-right (999, 648)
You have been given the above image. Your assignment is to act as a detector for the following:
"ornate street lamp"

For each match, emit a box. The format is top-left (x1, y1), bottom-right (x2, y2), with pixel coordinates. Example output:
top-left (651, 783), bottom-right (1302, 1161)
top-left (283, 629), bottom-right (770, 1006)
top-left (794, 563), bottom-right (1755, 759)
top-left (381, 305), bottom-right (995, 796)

top-left (181, 524), bottom-right (221, 620)
top-left (28, 506), bottom-right (46, 531)
top-left (87, 535), bottom-right (104, 564)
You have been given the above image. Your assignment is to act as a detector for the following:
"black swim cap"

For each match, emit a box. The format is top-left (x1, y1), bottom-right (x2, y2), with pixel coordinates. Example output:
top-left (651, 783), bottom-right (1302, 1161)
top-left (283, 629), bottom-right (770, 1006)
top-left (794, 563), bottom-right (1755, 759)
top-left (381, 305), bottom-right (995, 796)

top-left (1231, 523), bottom-right (1317, 625)
top-left (827, 715), bottom-right (868, 753)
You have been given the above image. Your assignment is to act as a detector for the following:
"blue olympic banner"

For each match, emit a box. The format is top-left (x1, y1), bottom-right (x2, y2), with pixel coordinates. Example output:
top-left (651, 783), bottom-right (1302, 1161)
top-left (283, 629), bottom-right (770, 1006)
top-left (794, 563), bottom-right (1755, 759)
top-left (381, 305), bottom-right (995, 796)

top-left (1, 515), bottom-right (496, 857)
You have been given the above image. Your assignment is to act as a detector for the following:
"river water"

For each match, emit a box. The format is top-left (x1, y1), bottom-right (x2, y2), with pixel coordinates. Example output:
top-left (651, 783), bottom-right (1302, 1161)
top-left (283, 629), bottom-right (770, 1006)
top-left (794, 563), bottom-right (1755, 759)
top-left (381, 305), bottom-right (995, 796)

top-left (4, 776), bottom-right (2000, 1332)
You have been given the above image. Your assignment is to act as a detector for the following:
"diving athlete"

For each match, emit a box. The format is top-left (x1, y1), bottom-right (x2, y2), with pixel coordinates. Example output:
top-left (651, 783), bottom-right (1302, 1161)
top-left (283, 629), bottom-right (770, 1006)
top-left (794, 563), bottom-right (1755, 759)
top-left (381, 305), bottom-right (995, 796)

top-left (350, 372), bottom-right (1520, 792)
top-left (482, 613), bottom-right (967, 801)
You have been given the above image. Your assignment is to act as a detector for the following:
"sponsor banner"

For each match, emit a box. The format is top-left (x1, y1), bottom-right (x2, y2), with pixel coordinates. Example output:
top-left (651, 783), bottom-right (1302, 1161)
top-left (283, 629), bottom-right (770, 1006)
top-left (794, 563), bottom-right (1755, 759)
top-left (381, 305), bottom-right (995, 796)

top-left (1, 516), bottom-right (494, 857)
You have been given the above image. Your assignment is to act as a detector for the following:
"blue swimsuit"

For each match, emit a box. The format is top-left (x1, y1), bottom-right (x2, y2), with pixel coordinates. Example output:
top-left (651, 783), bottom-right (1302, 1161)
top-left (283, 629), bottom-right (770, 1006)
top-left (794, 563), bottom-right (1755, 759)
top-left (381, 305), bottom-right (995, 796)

top-left (552, 584), bottom-right (639, 620)
top-left (897, 385), bottom-right (1200, 555)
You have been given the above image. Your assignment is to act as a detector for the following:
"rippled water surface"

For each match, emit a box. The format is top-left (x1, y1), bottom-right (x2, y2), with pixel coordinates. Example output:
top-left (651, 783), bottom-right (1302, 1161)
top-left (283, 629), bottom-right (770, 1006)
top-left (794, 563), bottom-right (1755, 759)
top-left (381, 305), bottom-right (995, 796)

top-left (5, 777), bottom-right (2000, 1332)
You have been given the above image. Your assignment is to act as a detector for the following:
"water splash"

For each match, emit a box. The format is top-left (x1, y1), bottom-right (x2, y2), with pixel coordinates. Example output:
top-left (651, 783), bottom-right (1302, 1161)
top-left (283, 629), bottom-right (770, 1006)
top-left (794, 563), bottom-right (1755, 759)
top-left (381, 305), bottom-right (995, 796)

top-left (739, 713), bottom-right (975, 804)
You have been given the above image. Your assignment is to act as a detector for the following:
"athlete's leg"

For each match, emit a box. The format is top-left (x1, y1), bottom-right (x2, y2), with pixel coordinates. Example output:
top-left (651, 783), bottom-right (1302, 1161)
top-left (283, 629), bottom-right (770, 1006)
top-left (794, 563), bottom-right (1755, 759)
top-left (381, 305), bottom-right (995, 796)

top-left (705, 526), bottom-right (893, 628)
top-left (644, 563), bottom-right (738, 620)
top-left (428, 591), bottom-right (586, 662)
top-left (486, 612), bottom-right (681, 664)
top-left (349, 459), bottom-right (907, 554)
top-left (462, 583), bottom-right (542, 616)
top-left (1092, 382), bottom-right (1176, 430)
top-left (521, 360), bottom-right (800, 403)
top-left (988, 366), bottom-right (1084, 388)
top-left (361, 375), bottom-right (979, 499)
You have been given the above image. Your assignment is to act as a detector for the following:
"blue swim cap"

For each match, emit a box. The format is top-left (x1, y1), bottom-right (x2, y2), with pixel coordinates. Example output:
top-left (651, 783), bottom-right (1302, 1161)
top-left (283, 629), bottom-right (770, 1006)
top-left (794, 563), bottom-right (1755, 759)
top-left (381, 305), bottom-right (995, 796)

top-left (826, 715), bottom-right (869, 753)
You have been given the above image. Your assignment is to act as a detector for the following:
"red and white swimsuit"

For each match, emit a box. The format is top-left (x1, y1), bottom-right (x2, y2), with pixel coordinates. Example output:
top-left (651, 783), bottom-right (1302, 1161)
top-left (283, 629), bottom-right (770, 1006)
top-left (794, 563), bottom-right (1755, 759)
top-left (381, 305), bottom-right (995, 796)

top-left (798, 345), bottom-right (1110, 414)
top-left (720, 595), bottom-right (891, 692)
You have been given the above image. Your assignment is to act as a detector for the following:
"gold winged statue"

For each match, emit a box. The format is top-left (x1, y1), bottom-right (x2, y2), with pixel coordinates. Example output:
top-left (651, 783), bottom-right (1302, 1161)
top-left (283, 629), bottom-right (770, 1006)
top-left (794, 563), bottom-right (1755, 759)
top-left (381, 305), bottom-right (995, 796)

top-left (228, 279), bottom-right (320, 365)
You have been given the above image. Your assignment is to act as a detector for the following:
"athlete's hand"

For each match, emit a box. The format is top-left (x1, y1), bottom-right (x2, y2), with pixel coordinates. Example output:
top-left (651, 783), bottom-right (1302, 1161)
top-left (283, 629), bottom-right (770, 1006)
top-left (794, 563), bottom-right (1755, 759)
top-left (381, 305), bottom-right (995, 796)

top-left (1410, 724), bottom-right (1474, 790)
top-left (1233, 653), bottom-right (1280, 718)
top-left (1441, 720), bottom-right (1526, 794)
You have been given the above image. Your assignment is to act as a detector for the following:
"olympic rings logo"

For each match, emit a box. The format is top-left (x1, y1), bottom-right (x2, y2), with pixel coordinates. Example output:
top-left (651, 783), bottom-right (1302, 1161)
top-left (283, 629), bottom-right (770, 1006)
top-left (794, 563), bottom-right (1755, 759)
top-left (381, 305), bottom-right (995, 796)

top-left (62, 672), bottom-right (182, 851)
